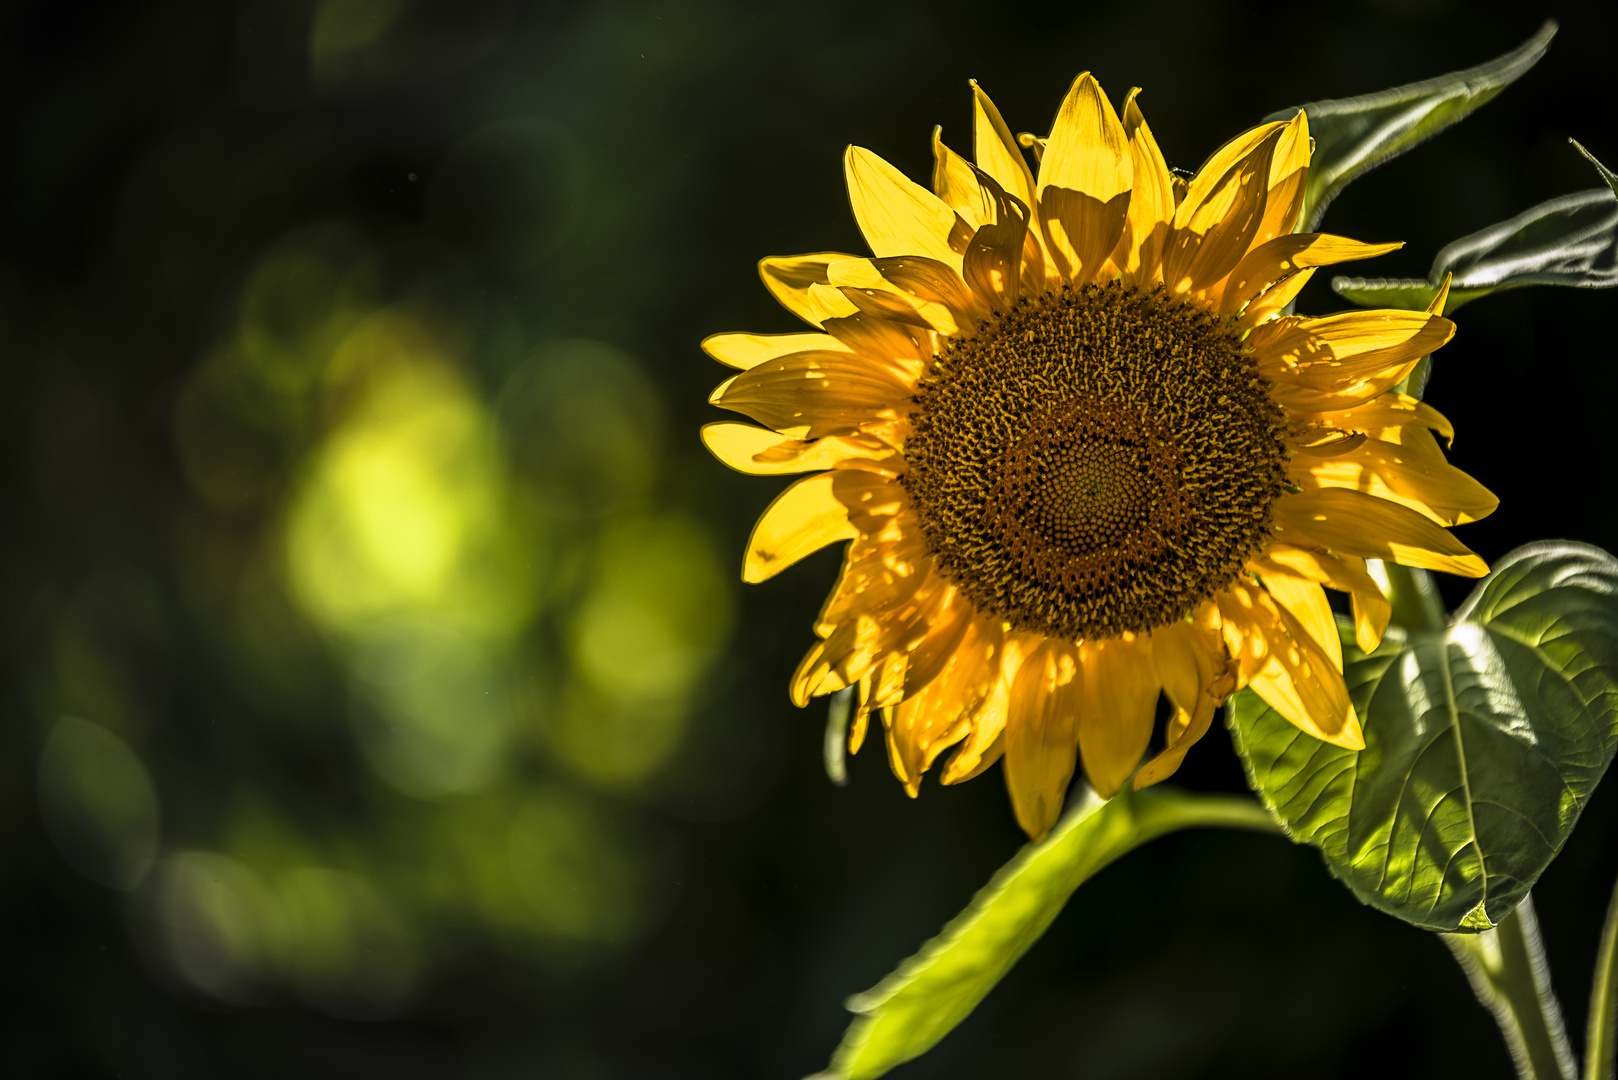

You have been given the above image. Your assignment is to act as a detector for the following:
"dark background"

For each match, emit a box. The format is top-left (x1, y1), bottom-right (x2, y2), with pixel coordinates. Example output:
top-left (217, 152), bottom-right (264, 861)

top-left (2, 1), bottom-right (1615, 1077)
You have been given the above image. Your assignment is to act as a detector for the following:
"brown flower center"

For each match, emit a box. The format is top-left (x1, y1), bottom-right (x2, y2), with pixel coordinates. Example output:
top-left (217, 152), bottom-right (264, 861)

top-left (901, 282), bottom-right (1287, 639)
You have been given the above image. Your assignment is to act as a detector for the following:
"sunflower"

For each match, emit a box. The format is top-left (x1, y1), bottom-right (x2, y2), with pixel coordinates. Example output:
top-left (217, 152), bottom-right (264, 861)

top-left (702, 74), bottom-right (1496, 838)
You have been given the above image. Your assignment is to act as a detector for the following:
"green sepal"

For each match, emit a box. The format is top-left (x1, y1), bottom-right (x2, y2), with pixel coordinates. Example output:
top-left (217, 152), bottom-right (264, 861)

top-left (813, 786), bottom-right (1277, 1080)
top-left (1263, 20), bottom-right (1556, 232)
top-left (1229, 542), bottom-right (1618, 934)
top-left (824, 687), bottom-right (853, 787)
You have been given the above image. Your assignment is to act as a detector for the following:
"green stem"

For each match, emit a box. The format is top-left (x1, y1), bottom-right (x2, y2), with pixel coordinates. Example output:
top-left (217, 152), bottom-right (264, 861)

top-left (824, 787), bottom-right (1280, 1080)
top-left (1585, 874), bottom-right (1618, 1080)
top-left (1375, 560), bottom-right (1447, 634)
top-left (1443, 894), bottom-right (1579, 1080)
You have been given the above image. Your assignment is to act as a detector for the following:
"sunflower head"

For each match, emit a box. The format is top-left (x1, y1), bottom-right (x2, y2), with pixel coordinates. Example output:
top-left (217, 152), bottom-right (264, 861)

top-left (703, 74), bottom-right (1496, 838)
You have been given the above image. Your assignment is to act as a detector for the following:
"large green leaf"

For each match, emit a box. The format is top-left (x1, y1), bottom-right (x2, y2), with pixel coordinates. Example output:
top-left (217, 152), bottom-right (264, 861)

top-left (1263, 20), bottom-right (1556, 231)
top-left (815, 787), bottom-right (1277, 1079)
top-left (1229, 543), bottom-right (1618, 933)
top-left (1333, 179), bottom-right (1618, 313)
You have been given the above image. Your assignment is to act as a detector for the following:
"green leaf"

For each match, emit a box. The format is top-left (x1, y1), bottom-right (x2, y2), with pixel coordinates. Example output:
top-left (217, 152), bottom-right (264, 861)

top-left (1333, 181), bottom-right (1618, 313)
top-left (1229, 542), bottom-right (1618, 933)
top-left (1328, 279), bottom-right (1455, 313)
top-left (816, 786), bottom-right (1277, 1080)
top-left (1573, 139), bottom-right (1618, 200)
top-left (1333, 140), bottom-right (1618, 314)
top-left (1263, 20), bottom-right (1556, 231)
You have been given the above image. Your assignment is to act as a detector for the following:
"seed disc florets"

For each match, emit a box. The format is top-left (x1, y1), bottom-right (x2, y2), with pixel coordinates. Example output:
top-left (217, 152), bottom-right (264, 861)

top-left (901, 281), bottom-right (1288, 639)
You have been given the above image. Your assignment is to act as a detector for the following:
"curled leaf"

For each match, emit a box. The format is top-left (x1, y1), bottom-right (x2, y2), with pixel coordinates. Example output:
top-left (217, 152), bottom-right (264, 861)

top-left (1265, 20), bottom-right (1556, 231)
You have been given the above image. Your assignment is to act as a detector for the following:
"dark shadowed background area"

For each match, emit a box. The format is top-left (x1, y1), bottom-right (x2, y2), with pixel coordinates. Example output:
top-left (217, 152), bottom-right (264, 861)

top-left (2, 1), bottom-right (1615, 1076)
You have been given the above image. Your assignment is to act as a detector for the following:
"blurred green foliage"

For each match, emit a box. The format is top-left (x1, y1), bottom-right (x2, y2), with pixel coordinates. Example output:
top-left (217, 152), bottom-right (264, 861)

top-left (2, 1), bottom-right (1616, 1077)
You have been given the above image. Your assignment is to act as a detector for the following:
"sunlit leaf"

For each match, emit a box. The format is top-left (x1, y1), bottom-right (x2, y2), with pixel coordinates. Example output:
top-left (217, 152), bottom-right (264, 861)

top-left (1230, 542), bottom-right (1618, 933)
top-left (818, 787), bottom-right (1278, 1079)
top-left (1574, 139), bottom-right (1618, 199)
top-left (1264, 20), bottom-right (1556, 231)
top-left (1334, 181), bottom-right (1618, 313)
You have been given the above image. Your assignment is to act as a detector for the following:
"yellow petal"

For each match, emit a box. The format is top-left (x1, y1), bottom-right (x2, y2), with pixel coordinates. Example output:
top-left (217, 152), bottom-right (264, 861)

top-left (860, 574), bottom-right (964, 717)
top-left (830, 282), bottom-right (957, 338)
top-left (816, 530), bottom-right (930, 635)
top-left (1221, 234), bottom-right (1403, 319)
top-left (1219, 579), bottom-right (1362, 749)
top-left (831, 467), bottom-right (908, 536)
top-left (883, 707), bottom-right (952, 797)
top-left (1075, 635), bottom-right (1159, 798)
top-left (796, 565), bottom-right (953, 706)
top-left (1252, 109), bottom-right (1311, 249)
top-left (1162, 126), bottom-right (1281, 298)
top-left (712, 348), bottom-right (913, 439)
top-left (1258, 545), bottom-right (1391, 654)
top-left (1290, 434), bottom-right (1498, 526)
top-left (967, 85), bottom-right (1053, 294)
top-left (931, 127), bottom-right (992, 226)
top-left (962, 167), bottom-right (1031, 311)
top-left (1256, 574), bottom-right (1342, 672)
top-left (941, 727), bottom-right (1004, 786)
top-left (845, 146), bottom-right (969, 268)
top-left (1273, 488), bottom-right (1489, 578)
top-left (804, 281), bottom-right (862, 323)
top-left (870, 256), bottom-right (985, 319)
top-left (701, 331), bottom-right (850, 371)
top-left (1251, 309), bottom-right (1455, 405)
top-left (743, 472), bottom-right (857, 583)
top-left (941, 630), bottom-right (1028, 786)
top-left (1150, 612), bottom-right (1221, 723)
top-left (790, 621), bottom-right (859, 706)
top-left (869, 640), bottom-right (913, 712)
top-left (1114, 88), bottom-right (1175, 284)
top-left (820, 308), bottom-right (933, 375)
top-left (1428, 272), bottom-right (1453, 316)
top-left (972, 81), bottom-right (1038, 212)
top-left (700, 422), bottom-right (896, 476)
top-left (901, 588), bottom-right (976, 698)
top-left (1004, 639), bottom-right (1084, 839)
top-left (848, 695), bottom-right (871, 754)
top-left (1182, 121), bottom-right (1287, 204)
top-left (1233, 267), bottom-right (1316, 333)
top-left (911, 612), bottom-right (1002, 713)
top-left (759, 253), bottom-right (859, 328)
top-left (1036, 72), bottom-right (1131, 283)
top-left (886, 612), bottom-right (1001, 793)
top-left (1296, 393), bottom-right (1455, 447)
top-left (1134, 613), bottom-right (1232, 790)
top-left (826, 255), bottom-right (983, 334)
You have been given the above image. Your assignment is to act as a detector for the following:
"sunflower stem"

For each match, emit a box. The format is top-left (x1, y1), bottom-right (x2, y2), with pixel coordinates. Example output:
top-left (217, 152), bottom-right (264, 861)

top-left (1375, 561), bottom-right (1448, 633)
top-left (1584, 872), bottom-right (1618, 1080)
top-left (1443, 894), bottom-right (1579, 1080)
